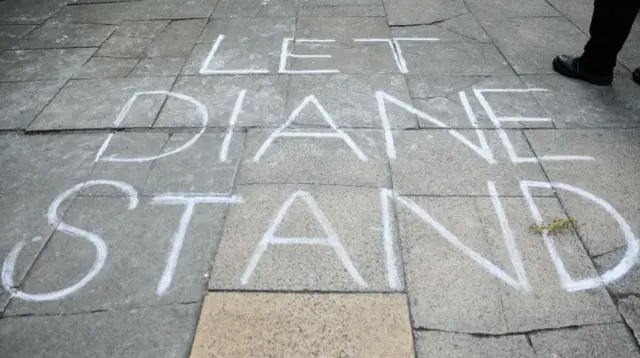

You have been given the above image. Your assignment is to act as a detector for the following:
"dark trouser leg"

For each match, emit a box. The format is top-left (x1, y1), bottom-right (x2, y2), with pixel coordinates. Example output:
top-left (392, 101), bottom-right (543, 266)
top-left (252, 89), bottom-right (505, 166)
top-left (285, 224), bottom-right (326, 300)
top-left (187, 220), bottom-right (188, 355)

top-left (581, 0), bottom-right (640, 74)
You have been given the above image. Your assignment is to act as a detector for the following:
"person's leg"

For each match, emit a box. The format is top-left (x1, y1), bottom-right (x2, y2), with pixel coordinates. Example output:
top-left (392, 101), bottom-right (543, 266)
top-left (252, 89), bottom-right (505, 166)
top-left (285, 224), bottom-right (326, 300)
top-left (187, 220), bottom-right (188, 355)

top-left (581, 0), bottom-right (640, 74)
top-left (553, 0), bottom-right (640, 85)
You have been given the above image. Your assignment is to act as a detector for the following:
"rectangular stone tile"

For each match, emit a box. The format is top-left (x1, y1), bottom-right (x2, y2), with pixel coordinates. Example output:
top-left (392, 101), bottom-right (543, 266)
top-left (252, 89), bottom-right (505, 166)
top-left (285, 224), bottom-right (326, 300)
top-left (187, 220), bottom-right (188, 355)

top-left (384, 0), bottom-right (468, 26)
top-left (0, 81), bottom-right (63, 129)
top-left (296, 16), bottom-right (390, 40)
top-left (546, 0), bottom-right (593, 32)
top-left (619, 296), bottom-right (640, 343)
top-left (619, 40), bottom-right (640, 72)
top-left (302, 0), bottom-right (382, 5)
top-left (390, 129), bottom-right (547, 196)
top-left (208, 185), bottom-right (398, 291)
top-left (211, 0), bottom-right (298, 18)
top-left (408, 75), bottom-right (554, 129)
top-left (522, 75), bottom-right (640, 128)
top-left (399, 195), bottom-right (619, 333)
top-left (0, 304), bottom-right (199, 358)
top-left (143, 133), bottom-right (243, 195)
top-left (113, 20), bottom-right (169, 38)
top-left (84, 133), bottom-right (169, 196)
top-left (482, 17), bottom-right (587, 75)
top-left (0, 0), bottom-right (67, 25)
top-left (390, 22), bottom-right (487, 43)
top-left (399, 42), bottom-right (514, 75)
top-left (415, 331), bottom-right (535, 358)
top-left (13, 23), bottom-right (115, 49)
top-left (95, 36), bottom-right (153, 58)
top-left (0, 48), bottom-right (96, 81)
top-left (593, 248), bottom-right (640, 296)
top-left (530, 323), bottom-right (640, 357)
top-left (185, 40), bottom-right (282, 75)
top-left (238, 129), bottom-right (391, 187)
top-left (525, 129), bottom-right (640, 256)
top-left (5, 194), bottom-right (228, 315)
top-left (154, 76), bottom-right (287, 127)
top-left (478, 197), bottom-right (619, 331)
top-left (0, 25), bottom-right (35, 49)
top-left (286, 40), bottom-right (400, 74)
top-left (466, 0), bottom-right (560, 19)
top-left (71, 57), bottom-right (138, 78)
top-left (198, 17), bottom-right (295, 43)
top-left (128, 57), bottom-right (186, 77)
top-left (191, 292), bottom-right (413, 358)
top-left (0, 134), bottom-right (103, 303)
top-left (437, 13), bottom-right (492, 43)
top-left (29, 77), bottom-right (174, 130)
top-left (299, 3), bottom-right (391, 17)
top-left (126, 0), bottom-right (216, 20)
top-left (286, 74), bottom-right (416, 128)
top-left (398, 196), bottom-right (508, 333)
top-left (144, 19), bottom-right (206, 58)
top-left (49, 3), bottom-right (135, 25)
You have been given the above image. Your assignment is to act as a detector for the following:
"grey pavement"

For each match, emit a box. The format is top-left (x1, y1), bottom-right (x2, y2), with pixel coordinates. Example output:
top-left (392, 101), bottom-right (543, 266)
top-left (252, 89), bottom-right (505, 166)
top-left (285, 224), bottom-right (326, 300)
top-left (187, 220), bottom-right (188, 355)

top-left (0, 0), bottom-right (640, 356)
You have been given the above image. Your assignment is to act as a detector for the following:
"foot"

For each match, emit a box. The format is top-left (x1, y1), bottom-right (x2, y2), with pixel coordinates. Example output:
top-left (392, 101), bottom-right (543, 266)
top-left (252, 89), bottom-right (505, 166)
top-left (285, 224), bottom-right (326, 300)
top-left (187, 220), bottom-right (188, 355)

top-left (634, 68), bottom-right (640, 85)
top-left (552, 55), bottom-right (613, 86)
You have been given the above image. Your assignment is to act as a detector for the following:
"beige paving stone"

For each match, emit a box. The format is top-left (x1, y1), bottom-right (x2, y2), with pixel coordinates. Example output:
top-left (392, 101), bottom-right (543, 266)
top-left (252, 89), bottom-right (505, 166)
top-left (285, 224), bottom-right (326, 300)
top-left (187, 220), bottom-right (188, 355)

top-left (190, 292), bottom-right (414, 358)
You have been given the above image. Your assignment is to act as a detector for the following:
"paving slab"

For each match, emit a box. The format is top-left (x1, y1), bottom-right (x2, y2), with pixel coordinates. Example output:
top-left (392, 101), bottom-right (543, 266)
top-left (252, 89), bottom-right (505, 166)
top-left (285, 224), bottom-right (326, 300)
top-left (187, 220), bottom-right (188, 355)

top-left (383, 0), bottom-right (468, 26)
top-left (299, 5), bottom-right (386, 17)
top-left (143, 133), bottom-right (243, 195)
top-left (5, 194), bottom-right (229, 315)
top-left (286, 74), bottom-right (416, 128)
top-left (238, 129), bottom-right (391, 187)
top-left (296, 16), bottom-right (390, 40)
top-left (208, 185), bottom-right (398, 291)
top-left (619, 296), bottom-right (640, 344)
top-left (144, 19), bottom-right (206, 58)
top-left (96, 36), bottom-right (153, 58)
top-left (414, 331), bottom-right (535, 358)
top-left (524, 129), bottom-right (640, 256)
top-left (0, 48), bottom-right (96, 81)
top-left (184, 41), bottom-right (282, 75)
top-left (287, 40), bottom-right (400, 74)
top-left (593, 248), bottom-right (640, 296)
top-left (154, 75), bottom-right (287, 128)
top-left (0, 0), bottom-right (67, 25)
top-left (0, 304), bottom-right (199, 358)
top-left (302, 0), bottom-right (382, 5)
top-left (478, 197), bottom-right (619, 332)
top-left (29, 77), bottom-right (174, 130)
top-left (390, 129), bottom-right (547, 196)
top-left (71, 57), bottom-right (138, 78)
top-left (211, 0), bottom-right (299, 18)
top-left (0, 134), bottom-right (103, 306)
top-left (49, 3), bottom-right (136, 25)
top-left (482, 17), bottom-right (587, 75)
top-left (389, 20), bottom-right (488, 43)
top-left (530, 323), bottom-right (640, 358)
top-left (522, 75), bottom-right (640, 128)
top-left (13, 22), bottom-right (115, 49)
top-left (466, 0), bottom-right (560, 19)
top-left (398, 42), bottom-right (513, 76)
top-left (0, 80), bottom-right (64, 129)
top-left (546, 0), bottom-right (594, 32)
top-left (113, 20), bottom-right (170, 38)
top-left (0, 25), bottom-right (36, 49)
top-left (190, 292), bottom-right (413, 357)
top-left (128, 57), bottom-right (187, 77)
top-left (198, 17), bottom-right (295, 43)
top-left (408, 75), bottom-right (554, 129)
top-left (126, 0), bottom-right (217, 20)
top-left (83, 132), bottom-right (169, 196)
top-left (399, 195), bottom-right (619, 333)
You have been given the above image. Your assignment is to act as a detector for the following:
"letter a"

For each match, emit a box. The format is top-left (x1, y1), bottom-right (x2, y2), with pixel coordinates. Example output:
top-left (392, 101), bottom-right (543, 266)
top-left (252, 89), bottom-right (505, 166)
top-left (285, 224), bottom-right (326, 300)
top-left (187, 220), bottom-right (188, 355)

top-left (241, 190), bottom-right (367, 287)
top-left (253, 95), bottom-right (368, 162)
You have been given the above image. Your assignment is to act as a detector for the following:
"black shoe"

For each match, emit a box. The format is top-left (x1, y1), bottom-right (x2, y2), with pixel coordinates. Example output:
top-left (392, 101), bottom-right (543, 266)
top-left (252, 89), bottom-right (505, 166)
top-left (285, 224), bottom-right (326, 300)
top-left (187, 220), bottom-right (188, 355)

top-left (552, 55), bottom-right (613, 86)
top-left (633, 68), bottom-right (640, 85)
